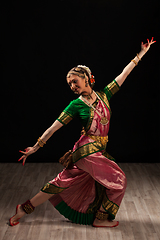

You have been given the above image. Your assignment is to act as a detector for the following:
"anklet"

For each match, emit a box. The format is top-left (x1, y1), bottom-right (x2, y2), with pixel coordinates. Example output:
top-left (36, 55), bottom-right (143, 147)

top-left (96, 210), bottom-right (109, 220)
top-left (21, 199), bottom-right (35, 214)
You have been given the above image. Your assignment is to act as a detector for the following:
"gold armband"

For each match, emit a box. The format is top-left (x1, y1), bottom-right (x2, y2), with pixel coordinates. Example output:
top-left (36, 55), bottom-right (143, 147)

top-left (37, 137), bottom-right (46, 147)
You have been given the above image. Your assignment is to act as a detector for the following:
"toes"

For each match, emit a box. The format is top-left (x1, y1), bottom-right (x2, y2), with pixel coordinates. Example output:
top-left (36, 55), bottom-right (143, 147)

top-left (9, 215), bottom-right (20, 226)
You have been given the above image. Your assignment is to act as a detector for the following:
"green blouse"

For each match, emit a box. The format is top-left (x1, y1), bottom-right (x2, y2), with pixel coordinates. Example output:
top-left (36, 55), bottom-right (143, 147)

top-left (57, 79), bottom-right (120, 130)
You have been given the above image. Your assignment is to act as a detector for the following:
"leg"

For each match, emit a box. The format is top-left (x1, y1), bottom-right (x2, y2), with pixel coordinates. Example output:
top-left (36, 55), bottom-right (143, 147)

top-left (9, 191), bottom-right (54, 226)
top-left (30, 191), bottom-right (53, 207)
top-left (93, 170), bottom-right (127, 228)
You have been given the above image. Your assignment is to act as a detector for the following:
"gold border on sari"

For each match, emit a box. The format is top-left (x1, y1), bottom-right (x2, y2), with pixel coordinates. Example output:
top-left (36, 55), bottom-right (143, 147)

top-left (85, 107), bottom-right (94, 132)
top-left (85, 93), bottom-right (111, 132)
top-left (102, 193), bottom-right (119, 218)
top-left (96, 91), bottom-right (111, 114)
top-left (73, 141), bottom-right (106, 163)
top-left (102, 151), bottom-right (116, 162)
top-left (86, 181), bottom-right (106, 214)
top-left (41, 183), bottom-right (68, 194)
top-left (57, 111), bottom-right (73, 125)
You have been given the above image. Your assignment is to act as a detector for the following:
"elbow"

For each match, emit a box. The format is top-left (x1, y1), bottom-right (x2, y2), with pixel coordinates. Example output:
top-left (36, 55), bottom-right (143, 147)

top-left (116, 72), bottom-right (128, 86)
top-left (122, 69), bottom-right (130, 79)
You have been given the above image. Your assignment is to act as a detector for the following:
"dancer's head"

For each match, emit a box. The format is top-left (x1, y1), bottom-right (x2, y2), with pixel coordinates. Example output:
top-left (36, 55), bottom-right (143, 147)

top-left (66, 65), bottom-right (95, 95)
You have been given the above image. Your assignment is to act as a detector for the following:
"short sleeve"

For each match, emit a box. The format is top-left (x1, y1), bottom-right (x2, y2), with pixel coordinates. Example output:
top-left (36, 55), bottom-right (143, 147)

top-left (57, 100), bottom-right (79, 125)
top-left (103, 79), bottom-right (120, 101)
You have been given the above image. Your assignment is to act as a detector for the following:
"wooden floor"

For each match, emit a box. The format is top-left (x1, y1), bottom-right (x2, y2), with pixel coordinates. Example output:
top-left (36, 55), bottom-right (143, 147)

top-left (0, 162), bottom-right (160, 240)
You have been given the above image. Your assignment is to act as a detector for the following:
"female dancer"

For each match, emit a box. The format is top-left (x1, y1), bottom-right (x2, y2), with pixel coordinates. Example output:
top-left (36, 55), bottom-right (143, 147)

top-left (9, 38), bottom-right (156, 227)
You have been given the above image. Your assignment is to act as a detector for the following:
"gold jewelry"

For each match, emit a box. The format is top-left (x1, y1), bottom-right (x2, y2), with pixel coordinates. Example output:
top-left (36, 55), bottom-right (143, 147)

top-left (81, 128), bottom-right (108, 146)
top-left (21, 200), bottom-right (35, 214)
top-left (96, 210), bottom-right (109, 220)
top-left (100, 117), bottom-right (109, 125)
top-left (131, 59), bottom-right (138, 66)
top-left (81, 91), bottom-right (109, 125)
top-left (136, 53), bottom-right (141, 61)
top-left (38, 137), bottom-right (46, 147)
top-left (85, 82), bottom-right (89, 87)
top-left (87, 134), bottom-right (108, 146)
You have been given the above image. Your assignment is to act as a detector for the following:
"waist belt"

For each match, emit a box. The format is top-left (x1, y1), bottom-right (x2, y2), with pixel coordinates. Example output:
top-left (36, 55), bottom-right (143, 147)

top-left (81, 128), bottom-right (108, 146)
top-left (87, 135), bottom-right (108, 146)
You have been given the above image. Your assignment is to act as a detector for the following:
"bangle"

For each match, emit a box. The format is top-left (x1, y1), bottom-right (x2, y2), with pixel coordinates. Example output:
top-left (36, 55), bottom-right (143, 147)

top-left (131, 59), bottom-right (138, 66)
top-left (37, 137), bottom-right (46, 147)
top-left (136, 53), bottom-right (141, 61)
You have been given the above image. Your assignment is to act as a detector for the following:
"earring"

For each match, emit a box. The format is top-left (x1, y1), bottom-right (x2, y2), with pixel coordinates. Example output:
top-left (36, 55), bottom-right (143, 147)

top-left (85, 81), bottom-right (89, 87)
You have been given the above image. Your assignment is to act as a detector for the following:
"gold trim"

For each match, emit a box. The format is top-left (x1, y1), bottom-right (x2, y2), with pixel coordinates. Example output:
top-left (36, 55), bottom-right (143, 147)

top-left (57, 111), bottom-right (73, 125)
top-left (41, 183), bottom-right (67, 194)
top-left (85, 106), bottom-right (95, 132)
top-left (97, 91), bottom-right (111, 114)
top-left (85, 92), bottom-right (111, 132)
top-left (107, 80), bottom-right (120, 97)
top-left (102, 194), bottom-right (119, 217)
top-left (73, 141), bottom-right (105, 163)
top-left (102, 151), bottom-right (115, 162)
top-left (82, 128), bottom-right (108, 146)
top-left (87, 135), bottom-right (108, 146)
top-left (86, 181), bottom-right (106, 214)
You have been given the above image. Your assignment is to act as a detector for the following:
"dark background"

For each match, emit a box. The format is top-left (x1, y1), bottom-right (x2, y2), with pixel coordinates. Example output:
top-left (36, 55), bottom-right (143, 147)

top-left (1, 0), bottom-right (159, 164)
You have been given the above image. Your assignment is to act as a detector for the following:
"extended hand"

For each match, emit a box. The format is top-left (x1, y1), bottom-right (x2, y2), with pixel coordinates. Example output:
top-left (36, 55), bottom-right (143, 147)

top-left (141, 37), bottom-right (156, 52)
top-left (18, 147), bottom-right (35, 166)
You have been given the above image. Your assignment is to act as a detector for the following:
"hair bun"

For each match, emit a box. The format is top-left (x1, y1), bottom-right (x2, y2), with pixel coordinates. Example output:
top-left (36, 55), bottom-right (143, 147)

top-left (77, 65), bottom-right (92, 78)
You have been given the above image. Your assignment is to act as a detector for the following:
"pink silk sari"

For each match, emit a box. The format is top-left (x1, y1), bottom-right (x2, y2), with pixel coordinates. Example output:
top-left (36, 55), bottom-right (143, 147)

top-left (42, 99), bottom-right (127, 225)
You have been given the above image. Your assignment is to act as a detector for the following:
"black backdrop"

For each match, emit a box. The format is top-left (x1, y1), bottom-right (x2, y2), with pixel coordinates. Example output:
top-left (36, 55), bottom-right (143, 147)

top-left (1, 0), bottom-right (159, 163)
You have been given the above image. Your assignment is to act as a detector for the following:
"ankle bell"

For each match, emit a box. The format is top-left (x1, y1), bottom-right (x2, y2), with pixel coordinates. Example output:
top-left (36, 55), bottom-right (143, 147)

top-left (21, 199), bottom-right (35, 214)
top-left (96, 210), bottom-right (109, 220)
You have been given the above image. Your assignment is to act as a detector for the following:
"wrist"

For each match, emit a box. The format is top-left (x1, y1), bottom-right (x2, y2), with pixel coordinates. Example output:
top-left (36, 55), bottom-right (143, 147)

top-left (132, 50), bottom-right (145, 66)
top-left (33, 144), bottom-right (40, 152)
top-left (138, 49), bottom-right (146, 59)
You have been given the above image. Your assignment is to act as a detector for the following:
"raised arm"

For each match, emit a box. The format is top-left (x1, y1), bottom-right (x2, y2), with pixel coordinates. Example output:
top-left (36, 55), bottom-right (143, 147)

top-left (115, 38), bottom-right (156, 87)
top-left (18, 120), bottom-right (63, 165)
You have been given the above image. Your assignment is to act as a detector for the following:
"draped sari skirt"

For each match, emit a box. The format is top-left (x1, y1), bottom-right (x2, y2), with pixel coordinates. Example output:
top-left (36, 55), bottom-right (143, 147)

top-left (41, 143), bottom-right (127, 225)
top-left (41, 100), bottom-right (127, 225)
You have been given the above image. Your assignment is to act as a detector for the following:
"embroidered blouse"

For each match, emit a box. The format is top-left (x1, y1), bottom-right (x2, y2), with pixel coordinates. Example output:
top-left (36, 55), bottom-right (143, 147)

top-left (57, 79), bottom-right (120, 130)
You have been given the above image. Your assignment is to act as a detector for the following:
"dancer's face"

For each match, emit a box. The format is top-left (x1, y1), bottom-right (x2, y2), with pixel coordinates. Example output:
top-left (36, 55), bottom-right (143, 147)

top-left (67, 74), bottom-right (87, 95)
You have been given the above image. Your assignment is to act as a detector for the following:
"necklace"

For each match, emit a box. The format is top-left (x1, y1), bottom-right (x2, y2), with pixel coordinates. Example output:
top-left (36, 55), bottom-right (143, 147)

top-left (81, 91), bottom-right (109, 125)
top-left (82, 89), bottom-right (93, 100)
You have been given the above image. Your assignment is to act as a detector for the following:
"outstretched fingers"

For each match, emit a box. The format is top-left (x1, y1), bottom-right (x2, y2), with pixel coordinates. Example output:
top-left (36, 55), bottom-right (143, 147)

top-left (18, 155), bottom-right (27, 165)
top-left (141, 37), bottom-right (156, 52)
top-left (18, 156), bottom-right (23, 162)
top-left (150, 37), bottom-right (156, 44)
top-left (147, 37), bottom-right (156, 45)
top-left (18, 148), bottom-right (29, 166)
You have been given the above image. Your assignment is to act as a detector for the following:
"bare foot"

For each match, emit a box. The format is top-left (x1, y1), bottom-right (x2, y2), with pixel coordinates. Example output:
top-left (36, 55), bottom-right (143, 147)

top-left (93, 218), bottom-right (119, 228)
top-left (9, 205), bottom-right (26, 226)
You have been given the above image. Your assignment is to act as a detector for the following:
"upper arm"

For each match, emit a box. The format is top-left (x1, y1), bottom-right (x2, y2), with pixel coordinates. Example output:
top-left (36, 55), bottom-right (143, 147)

top-left (115, 72), bottom-right (127, 87)
top-left (103, 79), bottom-right (120, 100)
top-left (57, 100), bottom-right (79, 125)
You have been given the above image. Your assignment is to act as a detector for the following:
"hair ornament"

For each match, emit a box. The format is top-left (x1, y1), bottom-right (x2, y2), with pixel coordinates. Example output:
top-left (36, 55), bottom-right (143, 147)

top-left (90, 74), bottom-right (95, 86)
